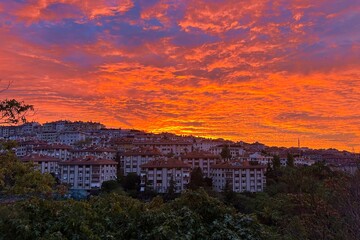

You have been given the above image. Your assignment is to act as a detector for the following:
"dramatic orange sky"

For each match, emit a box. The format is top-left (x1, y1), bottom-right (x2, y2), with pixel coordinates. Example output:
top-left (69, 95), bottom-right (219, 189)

top-left (0, 0), bottom-right (359, 150)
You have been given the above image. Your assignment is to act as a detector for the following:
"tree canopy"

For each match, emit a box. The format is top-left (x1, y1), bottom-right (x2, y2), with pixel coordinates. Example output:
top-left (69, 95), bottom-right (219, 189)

top-left (0, 99), bottom-right (33, 125)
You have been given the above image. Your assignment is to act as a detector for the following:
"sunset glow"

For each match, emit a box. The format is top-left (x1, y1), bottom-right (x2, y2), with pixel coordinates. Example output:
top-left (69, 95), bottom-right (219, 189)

top-left (0, 0), bottom-right (359, 150)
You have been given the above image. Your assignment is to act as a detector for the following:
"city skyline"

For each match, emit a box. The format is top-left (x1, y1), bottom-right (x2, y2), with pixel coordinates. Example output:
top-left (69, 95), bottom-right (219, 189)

top-left (1, 0), bottom-right (359, 151)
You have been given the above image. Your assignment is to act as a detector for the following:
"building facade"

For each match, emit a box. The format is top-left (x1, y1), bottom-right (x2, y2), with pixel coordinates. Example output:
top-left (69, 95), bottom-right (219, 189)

top-left (59, 157), bottom-right (117, 190)
top-left (211, 161), bottom-right (266, 193)
top-left (140, 159), bottom-right (191, 193)
top-left (181, 151), bottom-right (222, 177)
top-left (120, 148), bottom-right (161, 176)
top-left (21, 154), bottom-right (60, 176)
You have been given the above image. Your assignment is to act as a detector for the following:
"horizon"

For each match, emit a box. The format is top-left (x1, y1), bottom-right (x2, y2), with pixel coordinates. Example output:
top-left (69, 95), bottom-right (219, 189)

top-left (3, 119), bottom-right (359, 153)
top-left (1, 1), bottom-right (359, 151)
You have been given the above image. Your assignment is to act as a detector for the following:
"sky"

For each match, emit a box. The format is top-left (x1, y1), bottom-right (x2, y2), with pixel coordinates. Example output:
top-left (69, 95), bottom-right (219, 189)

top-left (0, 0), bottom-right (359, 150)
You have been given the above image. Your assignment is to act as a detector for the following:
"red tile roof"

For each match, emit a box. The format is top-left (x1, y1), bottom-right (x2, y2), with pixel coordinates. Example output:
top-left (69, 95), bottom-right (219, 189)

top-left (34, 144), bottom-right (73, 150)
top-left (181, 151), bottom-right (220, 159)
top-left (211, 161), bottom-right (266, 169)
top-left (134, 140), bottom-right (192, 145)
top-left (58, 156), bottom-right (118, 166)
top-left (72, 147), bottom-right (116, 153)
top-left (141, 158), bottom-right (191, 168)
top-left (21, 154), bottom-right (60, 163)
top-left (121, 148), bottom-right (161, 156)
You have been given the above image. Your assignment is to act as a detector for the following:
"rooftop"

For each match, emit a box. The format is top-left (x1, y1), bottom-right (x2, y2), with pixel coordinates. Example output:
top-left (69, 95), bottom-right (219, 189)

top-left (141, 158), bottom-right (191, 168)
top-left (58, 156), bottom-right (118, 165)
top-left (21, 154), bottom-right (60, 162)
top-left (211, 161), bottom-right (266, 169)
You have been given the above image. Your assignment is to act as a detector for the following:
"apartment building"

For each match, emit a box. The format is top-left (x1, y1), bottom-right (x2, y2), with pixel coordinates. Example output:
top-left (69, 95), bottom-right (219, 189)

top-left (181, 151), bottom-right (222, 177)
top-left (279, 156), bottom-right (316, 166)
top-left (140, 158), bottom-right (191, 193)
top-left (211, 161), bottom-right (266, 193)
top-left (119, 148), bottom-right (161, 176)
top-left (58, 131), bottom-right (86, 145)
top-left (71, 147), bottom-right (117, 160)
top-left (33, 144), bottom-right (73, 161)
top-left (248, 152), bottom-right (273, 165)
top-left (210, 144), bottom-right (245, 157)
top-left (134, 140), bottom-right (193, 156)
top-left (21, 154), bottom-right (60, 176)
top-left (59, 156), bottom-right (117, 190)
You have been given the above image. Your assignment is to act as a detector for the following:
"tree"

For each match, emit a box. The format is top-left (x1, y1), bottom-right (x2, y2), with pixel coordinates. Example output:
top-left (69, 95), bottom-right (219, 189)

top-left (188, 167), bottom-right (205, 190)
top-left (0, 99), bottom-right (34, 125)
top-left (287, 153), bottom-right (294, 167)
top-left (122, 173), bottom-right (140, 192)
top-left (272, 155), bottom-right (281, 169)
top-left (220, 145), bottom-right (232, 160)
top-left (0, 151), bottom-right (55, 195)
top-left (223, 180), bottom-right (236, 204)
top-left (165, 176), bottom-right (177, 200)
top-left (101, 180), bottom-right (120, 193)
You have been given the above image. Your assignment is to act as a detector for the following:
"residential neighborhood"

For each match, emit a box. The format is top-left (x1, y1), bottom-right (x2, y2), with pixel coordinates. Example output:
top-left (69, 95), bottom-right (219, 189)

top-left (1, 120), bottom-right (358, 194)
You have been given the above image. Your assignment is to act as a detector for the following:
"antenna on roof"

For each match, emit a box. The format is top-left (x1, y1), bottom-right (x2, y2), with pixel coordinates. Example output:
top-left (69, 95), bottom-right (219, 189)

top-left (298, 138), bottom-right (300, 149)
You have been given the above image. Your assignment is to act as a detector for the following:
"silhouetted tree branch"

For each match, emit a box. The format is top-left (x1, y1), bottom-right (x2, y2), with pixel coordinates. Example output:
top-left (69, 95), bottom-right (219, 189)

top-left (0, 99), bottom-right (34, 125)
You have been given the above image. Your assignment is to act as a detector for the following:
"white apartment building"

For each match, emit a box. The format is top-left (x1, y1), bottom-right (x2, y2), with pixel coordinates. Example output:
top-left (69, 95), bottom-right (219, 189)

top-left (0, 126), bottom-right (18, 138)
top-left (71, 147), bottom-right (117, 160)
top-left (248, 152), bottom-right (273, 165)
top-left (21, 154), bottom-right (60, 176)
top-left (210, 144), bottom-right (245, 158)
top-left (33, 144), bottom-right (73, 161)
top-left (134, 140), bottom-right (193, 156)
top-left (211, 161), bottom-right (266, 193)
top-left (20, 122), bottom-right (41, 135)
top-left (58, 131), bottom-right (86, 145)
top-left (279, 156), bottom-right (316, 166)
top-left (120, 148), bottom-right (161, 176)
top-left (59, 156), bottom-right (117, 190)
top-left (38, 131), bottom-right (58, 142)
top-left (193, 140), bottom-right (223, 152)
top-left (140, 159), bottom-right (191, 193)
top-left (181, 151), bottom-right (222, 177)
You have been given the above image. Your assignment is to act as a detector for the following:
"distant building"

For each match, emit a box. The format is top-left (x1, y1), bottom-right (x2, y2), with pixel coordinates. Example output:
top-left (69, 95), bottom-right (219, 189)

top-left (210, 144), bottom-right (245, 157)
top-left (71, 147), bottom-right (117, 161)
top-left (211, 161), bottom-right (266, 193)
top-left (21, 154), bottom-right (60, 176)
top-left (59, 156), bottom-right (117, 190)
top-left (193, 139), bottom-right (223, 152)
top-left (279, 156), bottom-right (315, 166)
top-left (181, 151), bottom-right (222, 177)
top-left (119, 148), bottom-right (161, 176)
top-left (58, 131), bottom-right (86, 145)
top-left (140, 158), bottom-right (191, 193)
top-left (134, 140), bottom-right (192, 156)
top-left (33, 144), bottom-right (73, 161)
top-left (38, 131), bottom-right (58, 142)
top-left (329, 162), bottom-right (359, 175)
top-left (248, 152), bottom-right (273, 165)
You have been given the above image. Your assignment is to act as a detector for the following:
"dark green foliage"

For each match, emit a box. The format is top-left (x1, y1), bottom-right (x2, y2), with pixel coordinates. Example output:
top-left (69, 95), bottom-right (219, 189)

top-left (0, 190), bottom-right (272, 240)
top-left (223, 180), bottom-right (237, 204)
top-left (164, 176), bottom-right (177, 200)
top-left (121, 172), bottom-right (140, 192)
top-left (272, 155), bottom-right (281, 169)
top-left (286, 153), bottom-right (294, 167)
top-left (101, 180), bottom-right (121, 193)
top-left (0, 151), bottom-right (55, 195)
top-left (220, 145), bottom-right (232, 160)
top-left (188, 167), bottom-right (207, 190)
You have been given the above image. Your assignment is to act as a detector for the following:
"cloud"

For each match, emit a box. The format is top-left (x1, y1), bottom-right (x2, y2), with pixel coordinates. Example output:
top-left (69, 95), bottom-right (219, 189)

top-left (0, 0), bottom-right (359, 150)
